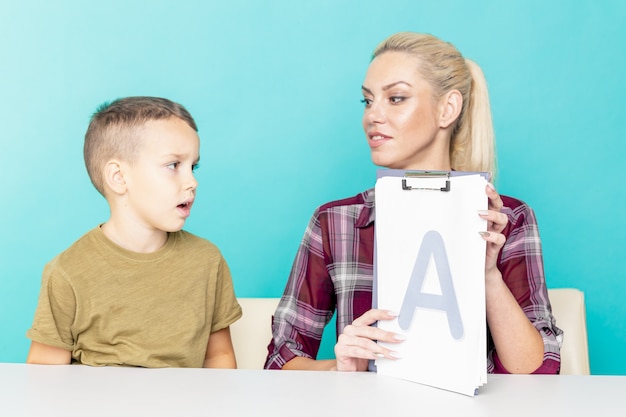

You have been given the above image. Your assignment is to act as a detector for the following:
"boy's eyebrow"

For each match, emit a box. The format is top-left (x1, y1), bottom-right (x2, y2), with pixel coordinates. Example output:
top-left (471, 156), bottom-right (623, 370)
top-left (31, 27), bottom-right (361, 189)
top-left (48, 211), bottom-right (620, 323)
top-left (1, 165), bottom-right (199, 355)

top-left (361, 81), bottom-right (413, 94)
top-left (163, 153), bottom-right (200, 163)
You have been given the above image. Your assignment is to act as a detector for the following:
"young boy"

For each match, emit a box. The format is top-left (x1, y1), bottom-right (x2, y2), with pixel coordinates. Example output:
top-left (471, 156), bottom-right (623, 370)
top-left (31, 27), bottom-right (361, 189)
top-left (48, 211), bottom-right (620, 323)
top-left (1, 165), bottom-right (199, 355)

top-left (26, 96), bottom-right (242, 368)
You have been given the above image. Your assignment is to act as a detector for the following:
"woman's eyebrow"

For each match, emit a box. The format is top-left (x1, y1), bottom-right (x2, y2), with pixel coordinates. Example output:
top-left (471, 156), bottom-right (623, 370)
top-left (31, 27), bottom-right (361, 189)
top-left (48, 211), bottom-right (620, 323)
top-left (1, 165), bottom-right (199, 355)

top-left (382, 81), bottom-right (412, 90)
top-left (361, 81), bottom-right (413, 94)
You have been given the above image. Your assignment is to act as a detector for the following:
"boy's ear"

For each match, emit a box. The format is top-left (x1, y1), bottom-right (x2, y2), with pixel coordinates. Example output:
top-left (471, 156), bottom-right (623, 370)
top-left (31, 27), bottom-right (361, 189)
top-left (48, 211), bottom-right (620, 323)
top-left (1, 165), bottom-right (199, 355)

top-left (104, 160), bottom-right (127, 195)
top-left (438, 89), bottom-right (463, 129)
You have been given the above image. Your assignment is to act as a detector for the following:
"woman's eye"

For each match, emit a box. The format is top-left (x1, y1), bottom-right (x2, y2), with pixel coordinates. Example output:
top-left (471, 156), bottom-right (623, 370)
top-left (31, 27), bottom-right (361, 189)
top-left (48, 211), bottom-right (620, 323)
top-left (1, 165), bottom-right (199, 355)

top-left (390, 96), bottom-right (405, 104)
top-left (361, 98), bottom-right (372, 108)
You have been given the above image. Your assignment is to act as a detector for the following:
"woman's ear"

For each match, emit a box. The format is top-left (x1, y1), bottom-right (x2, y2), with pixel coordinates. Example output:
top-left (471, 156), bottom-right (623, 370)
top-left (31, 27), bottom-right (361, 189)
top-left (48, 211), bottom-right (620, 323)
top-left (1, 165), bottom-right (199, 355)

top-left (439, 90), bottom-right (463, 129)
top-left (103, 160), bottom-right (127, 195)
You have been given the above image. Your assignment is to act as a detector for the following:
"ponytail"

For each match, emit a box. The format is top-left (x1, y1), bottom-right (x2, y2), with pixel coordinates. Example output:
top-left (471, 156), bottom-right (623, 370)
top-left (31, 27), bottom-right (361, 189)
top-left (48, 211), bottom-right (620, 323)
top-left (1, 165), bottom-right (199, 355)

top-left (451, 59), bottom-right (496, 178)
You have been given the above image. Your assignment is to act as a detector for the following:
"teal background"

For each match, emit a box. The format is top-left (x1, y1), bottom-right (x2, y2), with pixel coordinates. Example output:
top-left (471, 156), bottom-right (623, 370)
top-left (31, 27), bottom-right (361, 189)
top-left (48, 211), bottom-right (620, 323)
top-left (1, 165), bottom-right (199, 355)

top-left (1, 1), bottom-right (624, 374)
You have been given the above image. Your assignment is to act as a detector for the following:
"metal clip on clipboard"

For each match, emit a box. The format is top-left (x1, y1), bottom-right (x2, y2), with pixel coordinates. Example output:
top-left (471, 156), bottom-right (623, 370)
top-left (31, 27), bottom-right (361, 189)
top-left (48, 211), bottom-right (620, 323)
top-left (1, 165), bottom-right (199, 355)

top-left (401, 171), bottom-right (451, 192)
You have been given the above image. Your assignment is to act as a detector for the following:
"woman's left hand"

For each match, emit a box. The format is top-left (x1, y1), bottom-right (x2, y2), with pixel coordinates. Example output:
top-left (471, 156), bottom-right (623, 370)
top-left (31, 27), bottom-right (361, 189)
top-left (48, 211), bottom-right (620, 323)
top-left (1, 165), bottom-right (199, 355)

top-left (479, 183), bottom-right (546, 373)
top-left (478, 183), bottom-right (509, 280)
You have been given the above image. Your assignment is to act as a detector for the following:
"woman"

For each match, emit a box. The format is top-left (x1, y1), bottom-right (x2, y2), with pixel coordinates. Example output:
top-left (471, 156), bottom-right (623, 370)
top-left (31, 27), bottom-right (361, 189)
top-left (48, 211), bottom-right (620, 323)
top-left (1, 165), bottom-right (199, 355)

top-left (265, 32), bottom-right (562, 374)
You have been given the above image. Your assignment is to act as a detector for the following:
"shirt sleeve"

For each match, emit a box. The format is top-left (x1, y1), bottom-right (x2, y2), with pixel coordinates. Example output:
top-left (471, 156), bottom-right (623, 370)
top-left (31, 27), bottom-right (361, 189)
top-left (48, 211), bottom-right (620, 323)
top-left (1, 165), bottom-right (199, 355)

top-left (210, 255), bottom-right (243, 332)
top-left (488, 199), bottom-right (563, 374)
top-left (26, 259), bottom-right (77, 351)
top-left (264, 209), bottom-right (336, 369)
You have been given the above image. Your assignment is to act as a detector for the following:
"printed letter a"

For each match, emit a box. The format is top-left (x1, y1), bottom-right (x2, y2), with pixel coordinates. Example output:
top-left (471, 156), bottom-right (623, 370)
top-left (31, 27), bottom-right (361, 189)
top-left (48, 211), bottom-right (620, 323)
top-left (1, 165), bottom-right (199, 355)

top-left (398, 230), bottom-right (464, 340)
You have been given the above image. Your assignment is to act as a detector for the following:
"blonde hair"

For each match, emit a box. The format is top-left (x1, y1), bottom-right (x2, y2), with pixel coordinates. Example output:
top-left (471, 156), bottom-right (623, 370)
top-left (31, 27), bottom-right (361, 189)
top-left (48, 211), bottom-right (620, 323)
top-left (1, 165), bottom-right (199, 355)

top-left (84, 96), bottom-right (197, 196)
top-left (372, 32), bottom-right (496, 177)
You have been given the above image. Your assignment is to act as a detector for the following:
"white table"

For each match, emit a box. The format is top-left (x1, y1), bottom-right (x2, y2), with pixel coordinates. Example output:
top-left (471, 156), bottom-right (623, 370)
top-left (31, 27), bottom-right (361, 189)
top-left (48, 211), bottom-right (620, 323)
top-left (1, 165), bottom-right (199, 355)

top-left (1, 363), bottom-right (624, 416)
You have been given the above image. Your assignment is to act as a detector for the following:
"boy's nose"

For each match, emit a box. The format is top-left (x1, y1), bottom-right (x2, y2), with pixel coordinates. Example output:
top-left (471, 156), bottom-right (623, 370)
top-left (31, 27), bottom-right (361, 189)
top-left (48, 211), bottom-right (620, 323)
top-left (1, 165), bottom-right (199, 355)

top-left (190, 177), bottom-right (198, 190)
top-left (186, 173), bottom-right (198, 190)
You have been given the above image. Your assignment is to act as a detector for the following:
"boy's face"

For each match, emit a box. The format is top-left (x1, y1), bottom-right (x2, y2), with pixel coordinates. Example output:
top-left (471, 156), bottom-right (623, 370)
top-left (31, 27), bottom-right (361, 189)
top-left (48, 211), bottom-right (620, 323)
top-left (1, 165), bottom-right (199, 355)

top-left (122, 117), bottom-right (200, 233)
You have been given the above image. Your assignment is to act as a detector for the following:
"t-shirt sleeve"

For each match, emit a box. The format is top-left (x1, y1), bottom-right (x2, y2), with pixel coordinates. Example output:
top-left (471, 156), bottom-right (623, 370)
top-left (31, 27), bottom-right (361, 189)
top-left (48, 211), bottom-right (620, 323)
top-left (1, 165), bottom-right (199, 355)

top-left (26, 259), bottom-right (76, 351)
top-left (210, 256), bottom-right (242, 332)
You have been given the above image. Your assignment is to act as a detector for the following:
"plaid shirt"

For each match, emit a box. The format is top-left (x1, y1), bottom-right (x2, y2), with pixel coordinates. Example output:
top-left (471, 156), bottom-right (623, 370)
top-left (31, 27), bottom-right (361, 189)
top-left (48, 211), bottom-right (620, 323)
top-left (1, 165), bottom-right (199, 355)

top-left (265, 188), bottom-right (562, 373)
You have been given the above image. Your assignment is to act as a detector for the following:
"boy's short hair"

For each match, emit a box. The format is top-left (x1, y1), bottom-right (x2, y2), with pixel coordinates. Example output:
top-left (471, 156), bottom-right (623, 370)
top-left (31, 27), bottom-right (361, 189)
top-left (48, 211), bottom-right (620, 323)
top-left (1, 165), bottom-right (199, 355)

top-left (84, 96), bottom-right (198, 196)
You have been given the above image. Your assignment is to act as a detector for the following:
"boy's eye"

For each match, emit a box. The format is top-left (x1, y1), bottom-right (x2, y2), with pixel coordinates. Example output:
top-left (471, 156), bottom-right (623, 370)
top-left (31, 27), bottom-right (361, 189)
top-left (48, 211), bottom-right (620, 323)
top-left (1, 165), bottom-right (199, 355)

top-left (192, 163), bottom-right (200, 173)
top-left (361, 98), bottom-right (372, 108)
top-left (167, 162), bottom-right (179, 170)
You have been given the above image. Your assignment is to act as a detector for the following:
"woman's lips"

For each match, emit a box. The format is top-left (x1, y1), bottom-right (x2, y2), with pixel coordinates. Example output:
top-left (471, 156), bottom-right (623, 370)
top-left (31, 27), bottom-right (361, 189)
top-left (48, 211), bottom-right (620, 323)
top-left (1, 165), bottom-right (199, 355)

top-left (368, 133), bottom-right (392, 148)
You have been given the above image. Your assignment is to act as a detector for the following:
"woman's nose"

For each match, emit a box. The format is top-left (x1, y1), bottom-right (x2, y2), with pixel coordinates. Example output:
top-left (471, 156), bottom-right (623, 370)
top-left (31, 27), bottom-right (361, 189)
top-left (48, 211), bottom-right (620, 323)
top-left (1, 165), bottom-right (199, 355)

top-left (364, 100), bottom-right (385, 125)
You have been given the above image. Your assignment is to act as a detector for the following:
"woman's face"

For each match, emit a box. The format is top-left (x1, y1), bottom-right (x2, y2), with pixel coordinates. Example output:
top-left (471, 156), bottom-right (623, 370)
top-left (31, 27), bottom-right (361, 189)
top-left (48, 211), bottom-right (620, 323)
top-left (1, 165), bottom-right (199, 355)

top-left (361, 51), bottom-right (451, 171)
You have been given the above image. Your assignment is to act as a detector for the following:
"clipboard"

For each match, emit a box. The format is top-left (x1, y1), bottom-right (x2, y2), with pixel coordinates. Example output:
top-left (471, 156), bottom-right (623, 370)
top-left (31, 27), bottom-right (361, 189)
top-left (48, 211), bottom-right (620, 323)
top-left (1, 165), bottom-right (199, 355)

top-left (373, 169), bottom-right (489, 396)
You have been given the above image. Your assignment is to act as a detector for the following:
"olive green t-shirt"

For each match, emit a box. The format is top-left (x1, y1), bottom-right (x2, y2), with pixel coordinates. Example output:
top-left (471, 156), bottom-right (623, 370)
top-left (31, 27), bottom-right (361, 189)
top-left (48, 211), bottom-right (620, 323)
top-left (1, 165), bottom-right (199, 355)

top-left (26, 227), bottom-right (242, 367)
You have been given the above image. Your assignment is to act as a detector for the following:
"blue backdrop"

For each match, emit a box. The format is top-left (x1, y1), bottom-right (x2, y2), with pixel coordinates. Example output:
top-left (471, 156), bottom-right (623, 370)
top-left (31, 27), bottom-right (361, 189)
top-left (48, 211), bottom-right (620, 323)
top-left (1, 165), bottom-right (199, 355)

top-left (1, 0), bottom-right (624, 374)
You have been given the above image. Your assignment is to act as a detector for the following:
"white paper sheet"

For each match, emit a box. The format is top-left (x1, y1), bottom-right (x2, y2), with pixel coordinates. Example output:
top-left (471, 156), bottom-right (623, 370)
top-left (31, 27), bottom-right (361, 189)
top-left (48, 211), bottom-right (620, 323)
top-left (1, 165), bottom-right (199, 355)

top-left (374, 173), bottom-right (488, 396)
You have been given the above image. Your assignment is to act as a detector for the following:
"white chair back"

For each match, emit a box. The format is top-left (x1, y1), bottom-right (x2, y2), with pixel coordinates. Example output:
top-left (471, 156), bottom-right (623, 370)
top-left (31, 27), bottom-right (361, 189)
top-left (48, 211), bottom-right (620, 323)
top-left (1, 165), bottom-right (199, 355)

top-left (230, 298), bottom-right (280, 370)
top-left (548, 288), bottom-right (590, 375)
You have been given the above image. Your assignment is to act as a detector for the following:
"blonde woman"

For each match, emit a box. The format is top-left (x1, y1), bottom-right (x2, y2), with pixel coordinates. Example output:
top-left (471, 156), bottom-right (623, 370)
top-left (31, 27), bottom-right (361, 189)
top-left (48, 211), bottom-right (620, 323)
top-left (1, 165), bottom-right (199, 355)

top-left (265, 32), bottom-right (562, 374)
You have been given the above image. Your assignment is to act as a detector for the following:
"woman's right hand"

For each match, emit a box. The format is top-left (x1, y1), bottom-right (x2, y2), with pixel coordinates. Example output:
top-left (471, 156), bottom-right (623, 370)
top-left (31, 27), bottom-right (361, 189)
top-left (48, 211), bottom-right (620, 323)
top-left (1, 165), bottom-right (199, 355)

top-left (333, 309), bottom-right (405, 371)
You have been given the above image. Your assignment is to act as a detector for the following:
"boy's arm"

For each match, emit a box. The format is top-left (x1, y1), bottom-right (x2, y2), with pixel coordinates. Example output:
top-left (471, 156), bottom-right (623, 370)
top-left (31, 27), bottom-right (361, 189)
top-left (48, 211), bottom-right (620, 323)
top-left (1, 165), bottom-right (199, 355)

top-left (203, 327), bottom-right (237, 369)
top-left (26, 341), bottom-right (71, 365)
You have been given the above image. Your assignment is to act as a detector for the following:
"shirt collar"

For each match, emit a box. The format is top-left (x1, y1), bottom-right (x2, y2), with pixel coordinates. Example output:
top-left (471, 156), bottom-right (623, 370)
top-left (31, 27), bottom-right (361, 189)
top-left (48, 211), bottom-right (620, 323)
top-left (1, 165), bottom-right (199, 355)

top-left (356, 187), bottom-right (375, 228)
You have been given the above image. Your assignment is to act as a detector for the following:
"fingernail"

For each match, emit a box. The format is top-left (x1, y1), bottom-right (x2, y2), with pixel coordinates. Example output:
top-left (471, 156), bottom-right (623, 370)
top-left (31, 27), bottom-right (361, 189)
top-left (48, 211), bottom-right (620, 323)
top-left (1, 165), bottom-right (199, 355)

top-left (487, 182), bottom-right (496, 191)
top-left (477, 210), bottom-right (489, 216)
top-left (393, 333), bottom-right (407, 341)
top-left (479, 231), bottom-right (491, 237)
top-left (386, 310), bottom-right (399, 317)
top-left (374, 352), bottom-right (385, 358)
